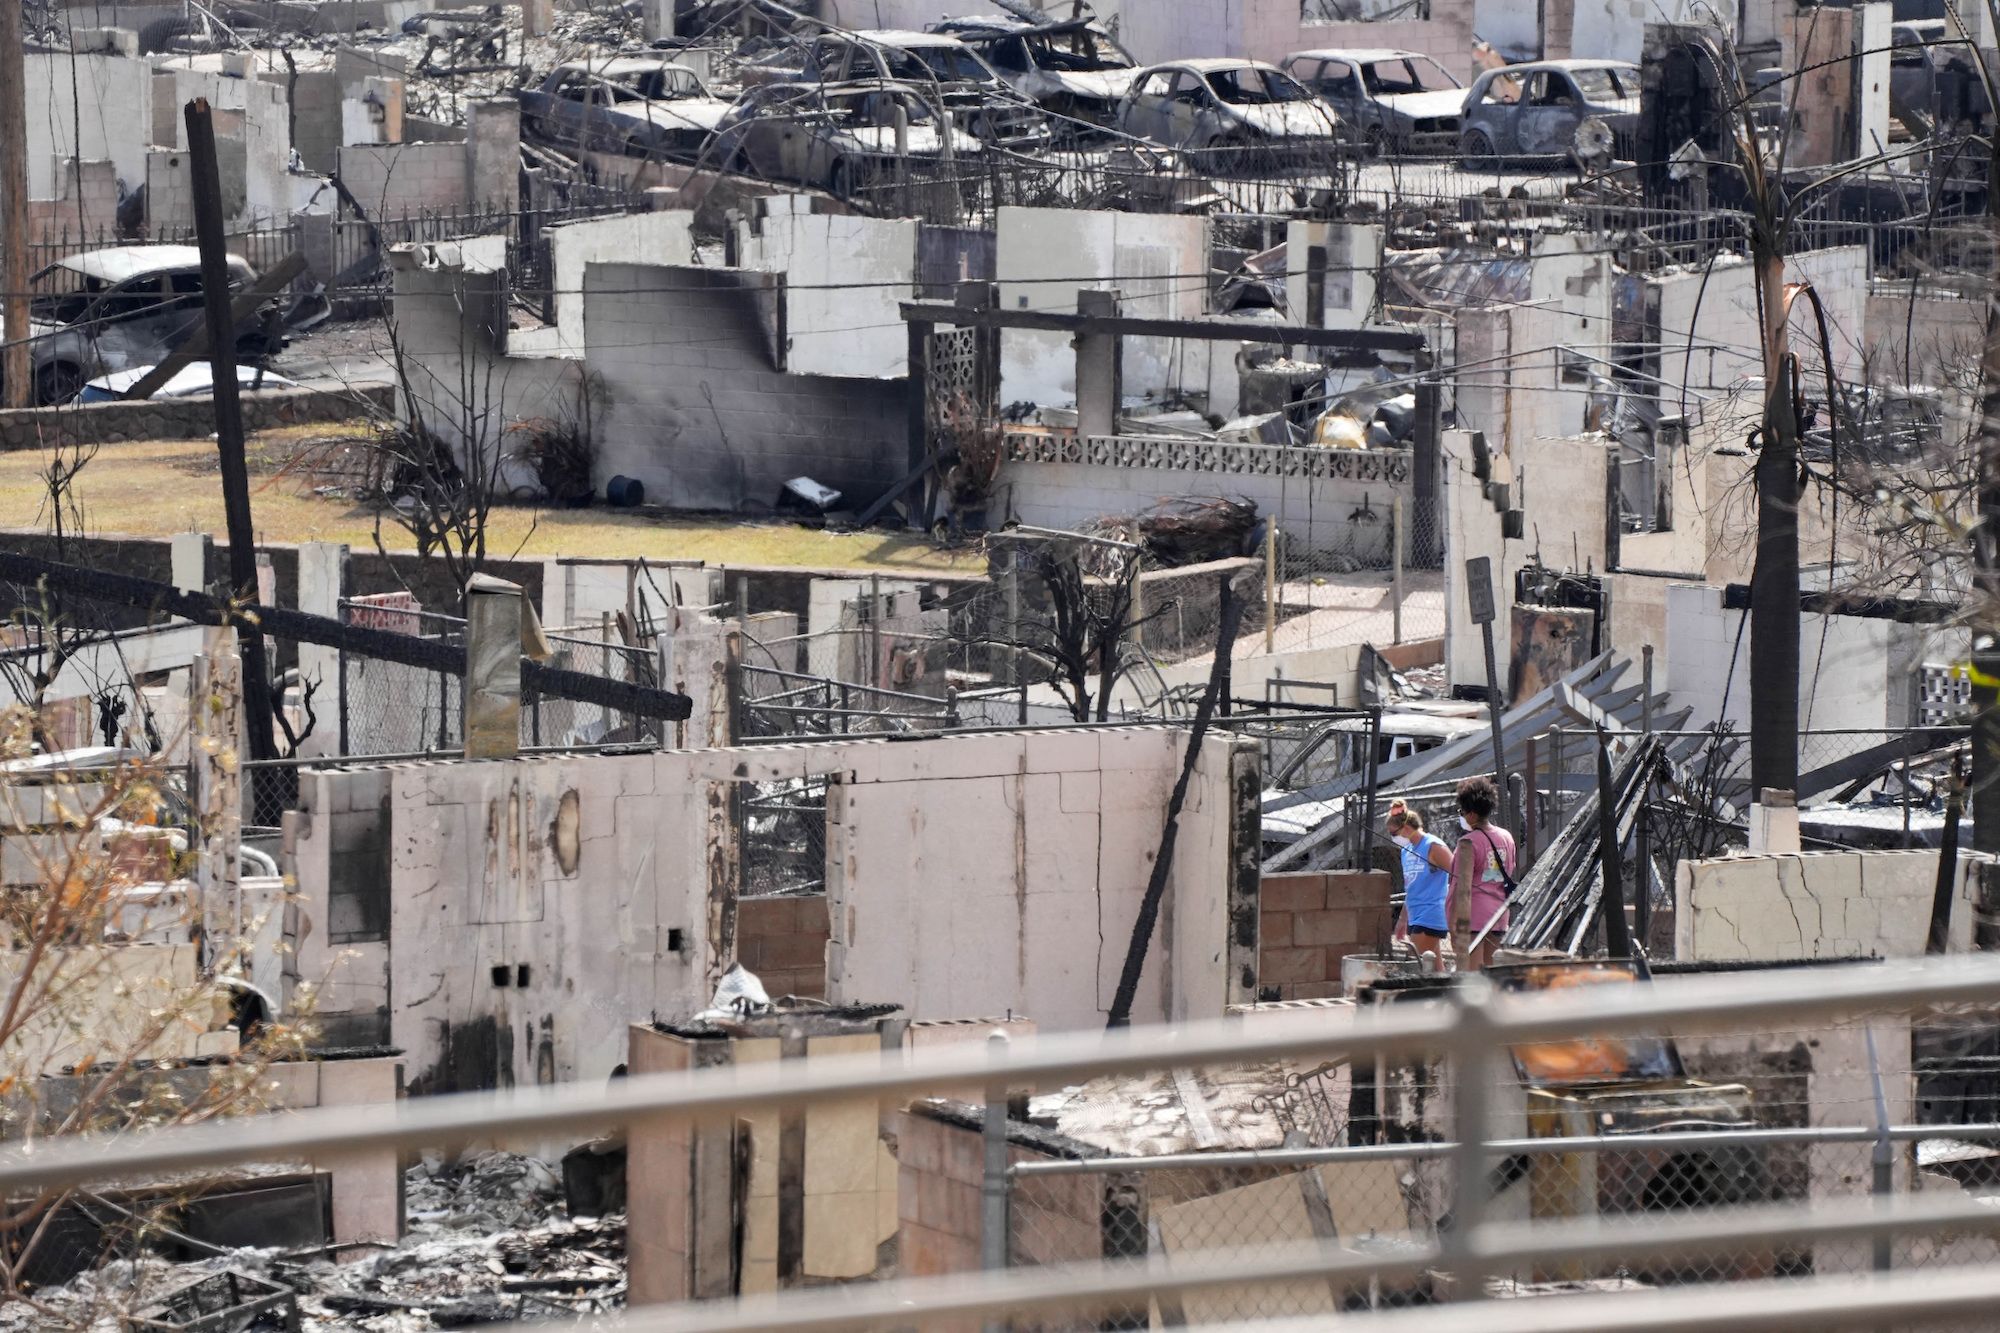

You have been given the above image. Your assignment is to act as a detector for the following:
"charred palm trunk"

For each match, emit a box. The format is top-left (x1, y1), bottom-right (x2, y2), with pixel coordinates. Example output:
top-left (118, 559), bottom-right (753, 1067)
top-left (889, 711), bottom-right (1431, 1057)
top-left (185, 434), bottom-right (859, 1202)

top-left (1749, 236), bottom-right (1801, 796)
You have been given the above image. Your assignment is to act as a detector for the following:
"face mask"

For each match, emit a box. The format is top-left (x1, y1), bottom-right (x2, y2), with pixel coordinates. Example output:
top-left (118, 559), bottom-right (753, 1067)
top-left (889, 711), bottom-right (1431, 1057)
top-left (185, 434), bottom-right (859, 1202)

top-left (1458, 815), bottom-right (1472, 832)
top-left (1391, 834), bottom-right (1412, 850)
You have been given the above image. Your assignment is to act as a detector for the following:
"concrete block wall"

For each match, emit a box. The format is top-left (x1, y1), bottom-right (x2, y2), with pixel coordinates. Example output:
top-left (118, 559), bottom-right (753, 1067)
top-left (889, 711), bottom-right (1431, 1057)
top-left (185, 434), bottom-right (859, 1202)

top-left (465, 99), bottom-right (521, 214)
top-left (1674, 849), bottom-right (1990, 962)
top-left (1258, 871), bottom-right (1395, 1001)
top-left (734, 894), bottom-right (830, 999)
top-left (389, 236), bottom-right (577, 461)
top-left (23, 160), bottom-right (120, 244)
top-left (291, 724), bottom-right (1246, 1090)
top-left (0, 384), bottom-right (393, 452)
top-left (995, 207), bottom-right (1226, 414)
top-left (896, 1106), bottom-right (1103, 1288)
top-left (824, 726), bottom-right (1247, 1031)
top-left (586, 263), bottom-right (911, 512)
top-left (339, 141), bottom-right (474, 218)
top-left (735, 198), bottom-right (919, 379)
top-left (292, 68), bottom-right (347, 174)
top-left (627, 1019), bottom-right (901, 1305)
top-left (145, 148), bottom-right (196, 232)
top-left (527, 210), bottom-right (695, 355)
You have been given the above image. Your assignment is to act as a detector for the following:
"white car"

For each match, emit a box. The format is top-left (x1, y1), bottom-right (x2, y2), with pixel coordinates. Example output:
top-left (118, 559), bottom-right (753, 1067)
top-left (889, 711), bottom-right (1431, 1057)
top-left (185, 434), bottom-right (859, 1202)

top-left (1282, 48), bottom-right (1465, 154)
top-left (1117, 58), bottom-right (1342, 171)
top-left (74, 362), bottom-right (302, 404)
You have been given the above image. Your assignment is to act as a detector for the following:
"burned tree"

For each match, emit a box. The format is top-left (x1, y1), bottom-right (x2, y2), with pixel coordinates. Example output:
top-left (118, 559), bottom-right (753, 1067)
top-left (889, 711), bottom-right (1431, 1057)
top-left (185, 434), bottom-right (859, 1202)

top-left (989, 531), bottom-right (1152, 724)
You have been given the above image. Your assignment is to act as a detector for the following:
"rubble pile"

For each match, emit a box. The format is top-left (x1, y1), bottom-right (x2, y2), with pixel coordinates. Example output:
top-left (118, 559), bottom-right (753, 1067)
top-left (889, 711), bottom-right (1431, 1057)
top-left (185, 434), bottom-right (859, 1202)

top-left (0, 1152), bottom-right (624, 1331)
top-left (1084, 497), bottom-right (1262, 567)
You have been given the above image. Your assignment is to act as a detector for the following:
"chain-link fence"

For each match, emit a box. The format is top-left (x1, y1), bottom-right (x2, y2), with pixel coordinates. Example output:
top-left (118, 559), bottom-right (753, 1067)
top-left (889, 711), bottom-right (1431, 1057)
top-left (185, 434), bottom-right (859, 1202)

top-left (987, 988), bottom-right (2000, 1322)
top-left (336, 598), bottom-right (663, 759)
top-left (1269, 493), bottom-right (1446, 654)
top-left (734, 774), bottom-right (831, 898)
top-left (1000, 1124), bottom-right (2000, 1318)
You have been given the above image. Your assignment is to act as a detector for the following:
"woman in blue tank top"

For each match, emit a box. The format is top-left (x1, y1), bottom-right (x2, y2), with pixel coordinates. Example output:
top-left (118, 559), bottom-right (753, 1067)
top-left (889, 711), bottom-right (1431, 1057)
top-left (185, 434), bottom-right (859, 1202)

top-left (1388, 801), bottom-right (1454, 960)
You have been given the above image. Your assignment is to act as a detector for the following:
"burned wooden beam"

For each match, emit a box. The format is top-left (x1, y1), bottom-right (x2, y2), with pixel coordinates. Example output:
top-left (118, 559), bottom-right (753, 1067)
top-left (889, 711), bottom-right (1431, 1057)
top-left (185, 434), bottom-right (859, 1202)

top-left (0, 551), bottom-right (693, 724)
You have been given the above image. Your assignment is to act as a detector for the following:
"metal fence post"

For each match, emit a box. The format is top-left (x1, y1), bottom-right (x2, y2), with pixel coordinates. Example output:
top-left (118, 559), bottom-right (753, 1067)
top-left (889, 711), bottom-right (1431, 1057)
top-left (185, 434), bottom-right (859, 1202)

top-left (1392, 496), bottom-right (1405, 646)
top-left (1445, 975), bottom-right (1497, 1303)
top-left (1867, 1028), bottom-right (1893, 1276)
top-left (982, 1029), bottom-right (1012, 1331)
top-left (1264, 517), bottom-right (1278, 655)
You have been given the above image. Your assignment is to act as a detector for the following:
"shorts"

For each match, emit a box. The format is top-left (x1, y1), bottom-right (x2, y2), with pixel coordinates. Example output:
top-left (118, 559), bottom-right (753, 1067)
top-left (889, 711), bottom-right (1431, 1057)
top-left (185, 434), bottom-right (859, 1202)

top-left (1408, 918), bottom-right (1449, 936)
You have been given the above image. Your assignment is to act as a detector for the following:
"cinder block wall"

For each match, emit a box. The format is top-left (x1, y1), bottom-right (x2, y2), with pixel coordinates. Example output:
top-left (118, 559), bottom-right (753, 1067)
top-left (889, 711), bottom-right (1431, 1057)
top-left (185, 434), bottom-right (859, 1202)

top-left (896, 1106), bottom-right (1103, 1287)
top-left (1258, 871), bottom-right (1395, 1001)
top-left (734, 894), bottom-right (829, 999)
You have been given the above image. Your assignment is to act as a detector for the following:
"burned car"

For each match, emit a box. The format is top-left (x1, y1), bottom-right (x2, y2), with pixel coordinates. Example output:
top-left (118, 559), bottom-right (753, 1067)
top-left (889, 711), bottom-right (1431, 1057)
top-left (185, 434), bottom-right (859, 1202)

top-left (1458, 59), bottom-right (1638, 166)
top-left (520, 57), bottom-right (734, 162)
top-left (712, 80), bottom-right (985, 199)
top-left (16, 246), bottom-right (280, 407)
top-left (929, 14), bottom-right (1139, 131)
top-left (1116, 58), bottom-right (1342, 171)
top-left (797, 30), bottom-right (1049, 149)
top-left (1890, 20), bottom-right (1993, 138)
top-left (1281, 47), bottom-right (1464, 154)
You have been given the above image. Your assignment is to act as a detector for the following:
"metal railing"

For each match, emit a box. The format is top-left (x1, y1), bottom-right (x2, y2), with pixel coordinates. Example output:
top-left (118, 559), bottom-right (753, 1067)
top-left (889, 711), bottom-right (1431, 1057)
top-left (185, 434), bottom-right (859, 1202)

top-left (10, 957), bottom-right (2000, 1328)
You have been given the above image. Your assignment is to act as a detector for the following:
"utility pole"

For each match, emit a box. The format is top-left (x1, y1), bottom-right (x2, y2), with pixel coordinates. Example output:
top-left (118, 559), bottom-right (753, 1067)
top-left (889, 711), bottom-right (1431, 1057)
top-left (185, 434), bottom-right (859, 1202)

top-left (185, 99), bottom-right (278, 763)
top-left (1971, 131), bottom-right (2000, 856)
top-left (1, 0), bottom-right (30, 408)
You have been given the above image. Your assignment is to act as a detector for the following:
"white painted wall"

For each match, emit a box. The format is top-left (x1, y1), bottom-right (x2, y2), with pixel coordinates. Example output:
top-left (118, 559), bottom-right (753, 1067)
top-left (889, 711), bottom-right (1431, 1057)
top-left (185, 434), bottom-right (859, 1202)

top-left (23, 53), bottom-right (154, 199)
top-left (825, 727), bottom-right (1240, 1031)
top-left (1648, 258), bottom-right (1761, 406)
top-left (735, 198), bottom-right (918, 379)
top-left (529, 210), bottom-right (695, 358)
top-left (388, 237), bottom-right (578, 464)
top-left (1788, 246), bottom-right (1869, 382)
top-left (1120, 0), bottom-right (1235, 64)
top-left (1285, 221), bottom-right (1381, 330)
top-left (1855, 3), bottom-right (1893, 162)
top-left (1453, 301), bottom-right (1591, 455)
top-left (996, 207), bottom-right (1220, 413)
top-left (1474, 0), bottom-right (1541, 58)
top-left (1676, 850), bottom-right (1987, 961)
top-left (1568, 0), bottom-right (1648, 61)
top-left (1442, 430), bottom-right (1611, 690)
top-left (293, 726), bottom-right (1241, 1090)
top-left (1661, 583), bottom-right (1897, 736)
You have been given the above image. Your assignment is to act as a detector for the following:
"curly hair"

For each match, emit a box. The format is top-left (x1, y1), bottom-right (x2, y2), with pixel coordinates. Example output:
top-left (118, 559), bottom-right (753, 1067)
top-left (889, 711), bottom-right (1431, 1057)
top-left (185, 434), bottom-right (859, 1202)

top-left (1456, 776), bottom-right (1498, 820)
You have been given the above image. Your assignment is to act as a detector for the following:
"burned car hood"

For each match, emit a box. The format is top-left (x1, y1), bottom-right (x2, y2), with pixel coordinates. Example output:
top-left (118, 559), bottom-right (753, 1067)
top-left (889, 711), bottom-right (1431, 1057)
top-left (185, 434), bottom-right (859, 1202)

top-left (1046, 67), bottom-right (1140, 101)
top-left (627, 98), bottom-right (735, 132)
top-left (840, 125), bottom-right (983, 157)
top-left (1231, 101), bottom-right (1341, 139)
top-left (1377, 89), bottom-right (1466, 122)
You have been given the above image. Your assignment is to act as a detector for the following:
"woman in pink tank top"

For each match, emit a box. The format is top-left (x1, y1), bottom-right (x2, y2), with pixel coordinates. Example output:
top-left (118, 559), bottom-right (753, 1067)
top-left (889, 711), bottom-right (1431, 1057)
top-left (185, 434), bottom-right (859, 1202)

top-left (1449, 776), bottom-right (1515, 972)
